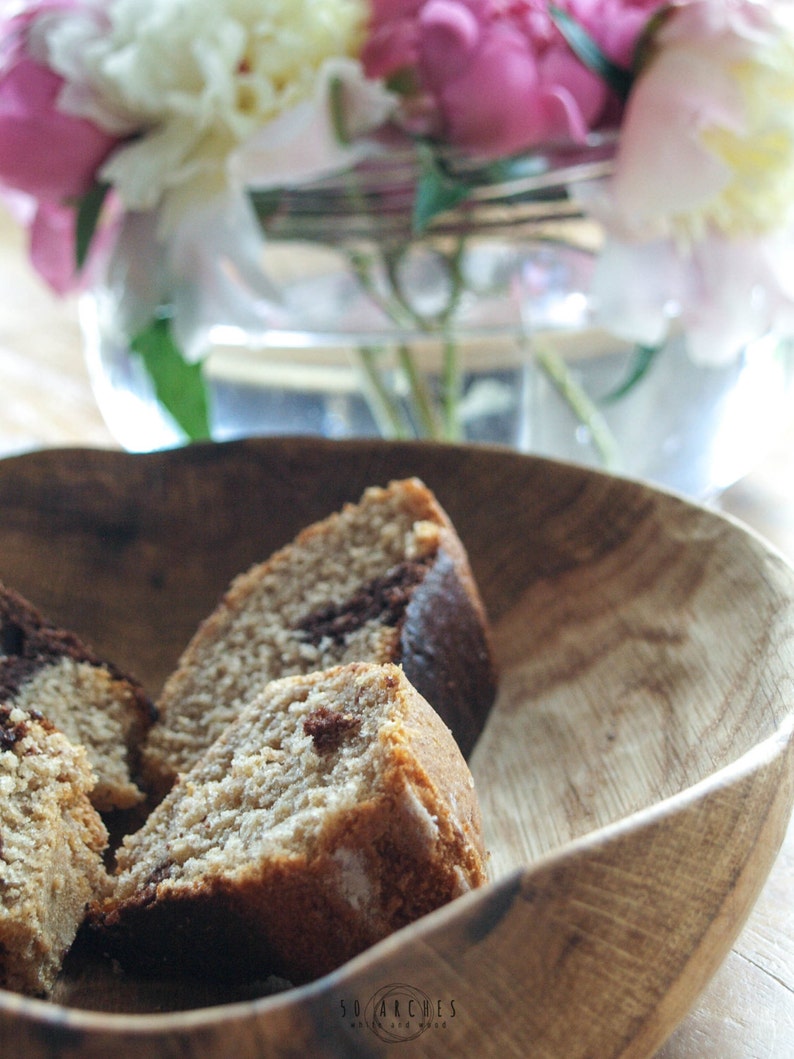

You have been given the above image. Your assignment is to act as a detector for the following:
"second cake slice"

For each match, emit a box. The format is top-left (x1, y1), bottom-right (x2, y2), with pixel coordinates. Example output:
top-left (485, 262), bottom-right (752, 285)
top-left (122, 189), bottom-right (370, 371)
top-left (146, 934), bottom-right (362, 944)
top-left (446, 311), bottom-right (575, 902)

top-left (143, 478), bottom-right (495, 793)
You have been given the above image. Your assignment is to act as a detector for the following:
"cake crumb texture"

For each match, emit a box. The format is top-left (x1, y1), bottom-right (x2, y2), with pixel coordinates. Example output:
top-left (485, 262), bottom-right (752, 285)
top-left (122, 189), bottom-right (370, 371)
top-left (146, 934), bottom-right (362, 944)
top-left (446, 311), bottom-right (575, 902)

top-left (0, 704), bottom-right (110, 997)
top-left (0, 583), bottom-right (155, 812)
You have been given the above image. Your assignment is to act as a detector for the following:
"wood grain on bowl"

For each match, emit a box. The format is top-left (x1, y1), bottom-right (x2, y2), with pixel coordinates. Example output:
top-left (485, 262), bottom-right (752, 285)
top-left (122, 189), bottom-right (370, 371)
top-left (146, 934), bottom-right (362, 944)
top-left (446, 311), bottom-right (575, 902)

top-left (0, 437), bottom-right (792, 1058)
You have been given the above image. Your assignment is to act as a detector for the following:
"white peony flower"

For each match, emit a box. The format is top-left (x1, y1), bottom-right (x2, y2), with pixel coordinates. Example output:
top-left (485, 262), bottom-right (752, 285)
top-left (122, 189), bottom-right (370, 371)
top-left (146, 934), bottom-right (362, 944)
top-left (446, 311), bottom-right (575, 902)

top-left (609, 0), bottom-right (794, 244)
top-left (44, 0), bottom-right (370, 226)
top-left (587, 0), bottom-right (794, 364)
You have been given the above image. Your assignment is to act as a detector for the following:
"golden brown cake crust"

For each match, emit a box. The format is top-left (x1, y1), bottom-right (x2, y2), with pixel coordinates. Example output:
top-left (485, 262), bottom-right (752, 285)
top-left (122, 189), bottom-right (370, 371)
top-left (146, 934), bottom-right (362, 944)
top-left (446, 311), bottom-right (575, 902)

top-left (94, 663), bottom-right (487, 986)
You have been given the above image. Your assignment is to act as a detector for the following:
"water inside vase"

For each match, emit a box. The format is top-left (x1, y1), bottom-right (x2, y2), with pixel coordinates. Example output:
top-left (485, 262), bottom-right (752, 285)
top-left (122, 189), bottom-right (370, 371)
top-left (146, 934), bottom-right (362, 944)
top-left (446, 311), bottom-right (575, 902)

top-left (83, 276), bottom-right (792, 501)
top-left (80, 151), bottom-right (794, 498)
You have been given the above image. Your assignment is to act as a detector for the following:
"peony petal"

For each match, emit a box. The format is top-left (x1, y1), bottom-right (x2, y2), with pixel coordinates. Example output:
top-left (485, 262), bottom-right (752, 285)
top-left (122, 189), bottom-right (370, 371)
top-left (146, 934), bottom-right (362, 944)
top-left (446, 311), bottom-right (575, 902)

top-left (418, 0), bottom-right (481, 86)
top-left (231, 59), bottom-right (394, 194)
top-left (28, 199), bottom-right (79, 294)
top-left (0, 53), bottom-right (116, 200)
top-left (166, 193), bottom-right (285, 363)
top-left (682, 233), bottom-right (794, 364)
top-left (611, 49), bottom-right (744, 236)
top-left (590, 236), bottom-right (683, 349)
top-left (430, 29), bottom-right (546, 155)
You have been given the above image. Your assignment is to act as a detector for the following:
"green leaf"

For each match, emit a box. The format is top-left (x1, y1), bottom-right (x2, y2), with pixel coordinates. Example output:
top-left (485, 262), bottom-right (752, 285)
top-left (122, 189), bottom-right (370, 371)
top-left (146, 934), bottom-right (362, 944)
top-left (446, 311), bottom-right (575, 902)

top-left (329, 75), bottom-right (349, 144)
top-left (75, 181), bottom-right (111, 270)
top-left (413, 145), bottom-right (473, 233)
top-left (386, 68), bottom-right (420, 97)
top-left (248, 187), bottom-right (284, 226)
top-left (602, 343), bottom-right (663, 403)
top-left (131, 315), bottom-right (212, 441)
top-left (549, 5), bottom-right (634, 102)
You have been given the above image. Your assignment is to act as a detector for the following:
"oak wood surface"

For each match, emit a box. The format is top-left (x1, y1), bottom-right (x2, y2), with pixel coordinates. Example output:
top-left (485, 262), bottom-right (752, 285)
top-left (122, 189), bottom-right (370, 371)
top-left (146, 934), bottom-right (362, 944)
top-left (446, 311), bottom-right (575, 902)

top-left (1, 203), bottom-right (794, 1057)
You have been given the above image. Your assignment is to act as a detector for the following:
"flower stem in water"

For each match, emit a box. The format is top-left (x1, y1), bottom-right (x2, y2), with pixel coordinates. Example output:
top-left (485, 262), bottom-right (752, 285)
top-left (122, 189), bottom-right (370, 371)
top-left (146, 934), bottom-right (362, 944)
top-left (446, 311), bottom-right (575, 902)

top-left (397, 343), bottom-right (442, 437)
top-left (356, 346), bottom-right (408, 438)
top-left (442, 332), bottom-right (463, 441)
top-left (534, 339), bottom-right (621, 470)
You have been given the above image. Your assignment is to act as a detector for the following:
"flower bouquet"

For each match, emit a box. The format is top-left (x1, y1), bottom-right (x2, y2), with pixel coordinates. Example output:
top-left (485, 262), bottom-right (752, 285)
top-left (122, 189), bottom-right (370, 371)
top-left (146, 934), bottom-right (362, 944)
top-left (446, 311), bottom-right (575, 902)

top-left (1, 0), bottom-right (794, 483)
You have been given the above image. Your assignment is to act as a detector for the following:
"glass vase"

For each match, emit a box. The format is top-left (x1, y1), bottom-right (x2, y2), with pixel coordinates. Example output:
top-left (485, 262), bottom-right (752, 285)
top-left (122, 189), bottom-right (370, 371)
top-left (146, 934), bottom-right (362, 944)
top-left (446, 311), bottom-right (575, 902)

top-left (80, 144), bottom-right (794, 499)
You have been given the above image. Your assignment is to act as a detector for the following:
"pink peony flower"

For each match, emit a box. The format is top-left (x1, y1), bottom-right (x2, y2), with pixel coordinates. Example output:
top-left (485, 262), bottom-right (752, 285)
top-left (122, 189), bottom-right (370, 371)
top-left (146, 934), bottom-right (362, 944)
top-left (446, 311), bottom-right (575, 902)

top-left (362, 0), bottom-right (651, 157)
top-left (0, 1), bottom-right (120, 290)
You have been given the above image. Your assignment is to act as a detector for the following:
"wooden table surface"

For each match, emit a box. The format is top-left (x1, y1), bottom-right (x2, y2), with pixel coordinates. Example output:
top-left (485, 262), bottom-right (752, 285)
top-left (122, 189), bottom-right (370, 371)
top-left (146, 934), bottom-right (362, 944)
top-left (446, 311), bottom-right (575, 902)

top-left (1, 204), bottom-right (793, 1058)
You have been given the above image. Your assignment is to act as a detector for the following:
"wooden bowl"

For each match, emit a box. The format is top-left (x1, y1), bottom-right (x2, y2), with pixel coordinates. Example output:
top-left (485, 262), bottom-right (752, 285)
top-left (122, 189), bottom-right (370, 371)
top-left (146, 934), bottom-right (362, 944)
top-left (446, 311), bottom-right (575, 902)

top-left (0, 437), bottom-right (792, 1058)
